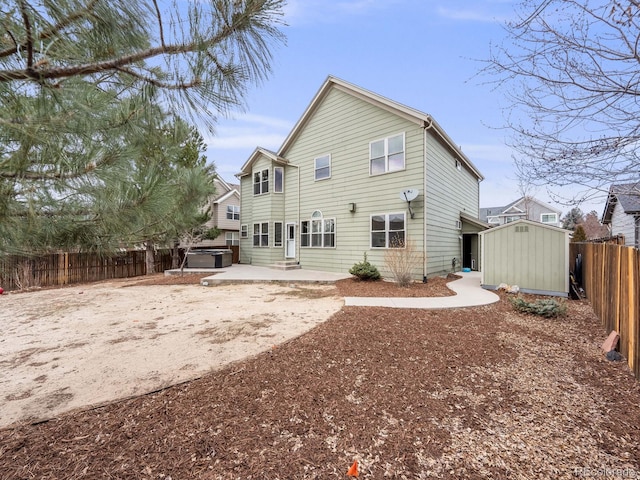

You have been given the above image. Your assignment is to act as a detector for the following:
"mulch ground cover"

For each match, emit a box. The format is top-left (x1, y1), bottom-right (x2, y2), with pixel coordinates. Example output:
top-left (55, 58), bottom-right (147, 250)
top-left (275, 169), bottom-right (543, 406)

top-left (1, 276), bottom-right (639, 479)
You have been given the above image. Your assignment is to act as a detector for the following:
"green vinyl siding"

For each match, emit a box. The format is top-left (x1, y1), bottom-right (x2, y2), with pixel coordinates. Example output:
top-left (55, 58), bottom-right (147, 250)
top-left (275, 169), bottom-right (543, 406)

top-left (480, 221), bottom-right (569, 295)
top-left (425, 130), bottom-right (480, 275)
top-left (240, 80), bottom-right (483, 280)
top-left (280, 87), bottom-right (425, 279)
top-left (239, 154), bottom-right (286, 265)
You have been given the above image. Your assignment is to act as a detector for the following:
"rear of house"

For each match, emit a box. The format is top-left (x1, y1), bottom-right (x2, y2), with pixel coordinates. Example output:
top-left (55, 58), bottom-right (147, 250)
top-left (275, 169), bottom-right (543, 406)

top-left (238, 76), bottom-right (485, 280)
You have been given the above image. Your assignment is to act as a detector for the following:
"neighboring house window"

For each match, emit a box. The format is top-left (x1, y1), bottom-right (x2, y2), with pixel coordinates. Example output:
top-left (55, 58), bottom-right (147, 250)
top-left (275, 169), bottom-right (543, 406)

top-left (240, 224), bottom-right (248, 238)
top-left (315, 154), bottom-right (331, 180)
top-left (225, 232), bottom-right (239, 246)
top-left (505, 216), bottom-right (520, 223)
top-left (487, 217), bottom-right (500, 224)
top-left (371, 212), bottom-right (405, 248)
top-left (370, 133), bottom-right (405, 175)
top-left (253, 169), bottom-right (269, 195)
top-left (274, 221), bottom-right (283, 247)
top-left (274, 167), bottom-right (284, 193)
top-left (541, 213), bottom-right (558, 224)
top-left (226, 205), bottom-right (240, 220)
top-left (253, 222), bottom-right (269, 247)
top-left (301, 210), bottom-right (335, 248)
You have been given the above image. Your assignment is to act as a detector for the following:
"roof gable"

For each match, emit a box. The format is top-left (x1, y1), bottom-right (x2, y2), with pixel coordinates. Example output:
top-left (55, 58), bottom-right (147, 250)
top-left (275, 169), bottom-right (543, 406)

top-left (277, 75), bottom-right (484, 180)
top-left (603, 183), bottom-right (640, 223)
top-left (213, 189), bottom-right (239, 204)
top-left (237, 147), bottom-right (288, 177)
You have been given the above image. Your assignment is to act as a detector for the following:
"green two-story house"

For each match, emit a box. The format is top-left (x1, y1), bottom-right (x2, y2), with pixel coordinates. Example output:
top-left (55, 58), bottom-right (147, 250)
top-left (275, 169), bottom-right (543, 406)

top-left (237, 76), bottom-right (486, 280)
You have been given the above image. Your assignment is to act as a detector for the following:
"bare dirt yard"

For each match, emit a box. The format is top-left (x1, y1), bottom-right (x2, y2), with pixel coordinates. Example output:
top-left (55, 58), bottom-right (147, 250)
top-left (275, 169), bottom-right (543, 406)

top-left (1, 274), bottom-right (640, 479)
top-left (0, 275), bottom-right (344, 429)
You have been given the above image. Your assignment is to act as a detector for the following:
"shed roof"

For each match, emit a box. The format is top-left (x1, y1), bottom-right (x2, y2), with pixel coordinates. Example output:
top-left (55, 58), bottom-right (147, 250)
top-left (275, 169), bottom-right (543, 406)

top-left (478, 218), bottom-right (571, 236)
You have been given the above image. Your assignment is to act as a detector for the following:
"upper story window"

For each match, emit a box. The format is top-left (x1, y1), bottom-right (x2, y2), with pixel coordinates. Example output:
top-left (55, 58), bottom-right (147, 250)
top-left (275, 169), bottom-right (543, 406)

top-left (274, 167), bottom-right (284, 193)
top-left (226, 205), bottom-right (240, 220)
top-left (314, 154), bottom-right (331, 181)
top-left (240, 224), bottom-right (248, 238)
top-left (370, 133), bottom-right (405, 175)
top-left (541, 213), bottom-right (558, 224)
top-left (371, 212), bottom-right (405, 248)
top-left (253, 169), bottom-right (269, 195)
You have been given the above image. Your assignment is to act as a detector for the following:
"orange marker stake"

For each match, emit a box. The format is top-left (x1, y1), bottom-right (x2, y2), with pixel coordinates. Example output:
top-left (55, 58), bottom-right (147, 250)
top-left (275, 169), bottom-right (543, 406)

top-left (347, 460), bottom-right (359, 477)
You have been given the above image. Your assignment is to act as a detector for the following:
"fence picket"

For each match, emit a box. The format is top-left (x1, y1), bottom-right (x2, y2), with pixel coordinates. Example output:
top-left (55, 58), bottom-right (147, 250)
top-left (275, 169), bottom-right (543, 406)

top-left (0, 250), bottom-right (178, 292)
top-left (570, 241), bottom-right (640, 381)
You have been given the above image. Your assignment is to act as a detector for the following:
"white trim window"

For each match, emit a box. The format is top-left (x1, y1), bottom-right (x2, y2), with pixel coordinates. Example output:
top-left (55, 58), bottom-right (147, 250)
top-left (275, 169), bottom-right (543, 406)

top-left (301, 211), bottom-right (336, 248)
top-left (225, 231), bottom-right (239, 246)
top-left (370, 133), bottom-right (405, 175)
top-left (371, 212), bottom-right (405, 248)
top-left (226, 205), bottom-right (240, 220)
top-left (541, 213), bottom-right (558, 224)
top-left (240, 224), bottom-right (248, 238)
top-left (314, 154), bottom-right (331, 181)
top-left (253, 222), bottom-right (269, 247)
top-left (253, 169), bottom-right (269, 195)
top-left (274, 221), bottom-right (283, 247)
top-left (274, 167), bottom-right (284, 193)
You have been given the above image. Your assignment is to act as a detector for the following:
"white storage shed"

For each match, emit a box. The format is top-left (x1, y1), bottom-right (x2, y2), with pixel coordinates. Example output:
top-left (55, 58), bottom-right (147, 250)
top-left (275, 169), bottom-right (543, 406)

top-left (479, 219), bottom-right (571, 297)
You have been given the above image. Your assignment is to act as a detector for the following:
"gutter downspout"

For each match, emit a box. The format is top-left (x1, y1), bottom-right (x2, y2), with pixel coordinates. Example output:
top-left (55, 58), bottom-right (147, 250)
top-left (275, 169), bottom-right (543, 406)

top-left (423, 118), bottom-right (434, 283)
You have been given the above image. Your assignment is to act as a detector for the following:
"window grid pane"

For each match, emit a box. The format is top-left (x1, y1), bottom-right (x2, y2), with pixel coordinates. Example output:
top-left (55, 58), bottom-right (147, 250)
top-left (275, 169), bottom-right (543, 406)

top-left (370, 134), bottom-right (405, 175)
top-left (274, 167), bottom-right (283, 193)
top-left (274, 222), bottom-right (283, 247)
top-left (371, 213), bottom-right (405, 248)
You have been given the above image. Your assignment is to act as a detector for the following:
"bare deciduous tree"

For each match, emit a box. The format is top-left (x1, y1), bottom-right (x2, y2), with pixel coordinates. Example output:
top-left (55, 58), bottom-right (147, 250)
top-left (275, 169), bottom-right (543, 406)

top-left (484, 0), bottom-right (640, 204)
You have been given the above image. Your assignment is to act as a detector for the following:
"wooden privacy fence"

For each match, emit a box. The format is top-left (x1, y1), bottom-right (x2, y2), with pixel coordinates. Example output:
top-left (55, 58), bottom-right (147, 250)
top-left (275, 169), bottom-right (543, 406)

top-left (0, 250), bottom-right (176, 292)
top-left (570, 242), bottom-right (640, 380)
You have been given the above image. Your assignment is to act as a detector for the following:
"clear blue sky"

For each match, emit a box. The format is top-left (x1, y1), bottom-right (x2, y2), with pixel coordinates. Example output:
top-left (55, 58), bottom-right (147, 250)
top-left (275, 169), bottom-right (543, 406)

top-left (203, 1), bottom-right (602, 218)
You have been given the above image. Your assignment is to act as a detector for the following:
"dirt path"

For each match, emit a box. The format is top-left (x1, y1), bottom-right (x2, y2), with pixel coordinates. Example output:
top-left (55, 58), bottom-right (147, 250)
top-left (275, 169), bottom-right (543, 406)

top-left (0, 281), bottom-right (343, 428)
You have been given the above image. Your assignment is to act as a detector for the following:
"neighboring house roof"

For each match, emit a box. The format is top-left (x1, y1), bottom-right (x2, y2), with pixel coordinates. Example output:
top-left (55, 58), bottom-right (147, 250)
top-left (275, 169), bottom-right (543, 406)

top-left (602, 183), bottom-right (640, 224)
top-left (236, 75), bottom-right (484, 181)
top-left (213, 189), bottom-right (240, 204)
top-left (480, 196), bottom-right (561, 223)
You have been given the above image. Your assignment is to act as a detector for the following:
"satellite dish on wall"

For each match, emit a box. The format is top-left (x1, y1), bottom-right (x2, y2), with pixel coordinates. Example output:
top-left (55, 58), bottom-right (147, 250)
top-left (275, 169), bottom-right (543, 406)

top-left (399, 188), bottom-right (419, 202)
top-left (399, 188), bottom-right (419, 218)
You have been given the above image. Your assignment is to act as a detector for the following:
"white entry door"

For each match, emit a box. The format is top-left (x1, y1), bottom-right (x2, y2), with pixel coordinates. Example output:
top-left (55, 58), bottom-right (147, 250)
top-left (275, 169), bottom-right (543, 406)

top-left (285, 223), bottom-right (296, 258)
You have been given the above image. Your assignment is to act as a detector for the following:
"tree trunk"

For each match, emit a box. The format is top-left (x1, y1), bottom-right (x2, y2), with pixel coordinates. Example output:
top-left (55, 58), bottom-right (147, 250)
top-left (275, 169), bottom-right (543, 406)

top-left (145, 241), bottom-right (156, 275)
top-left (171, 240), bottom-right (181, 269)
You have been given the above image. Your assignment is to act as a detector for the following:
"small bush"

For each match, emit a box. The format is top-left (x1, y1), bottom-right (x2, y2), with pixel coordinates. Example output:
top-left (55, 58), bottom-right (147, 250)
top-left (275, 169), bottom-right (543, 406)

top-left (510, 296), bottom-right (567, 318)
top-left (384, 238), bottom-right (420, 287)
top-left (349, 253), bottom-right (381, 281)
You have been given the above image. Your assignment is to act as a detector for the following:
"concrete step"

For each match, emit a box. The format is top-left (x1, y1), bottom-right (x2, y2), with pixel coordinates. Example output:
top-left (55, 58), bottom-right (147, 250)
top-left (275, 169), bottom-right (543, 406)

top-left (269, 261), bottom-right (301, 271)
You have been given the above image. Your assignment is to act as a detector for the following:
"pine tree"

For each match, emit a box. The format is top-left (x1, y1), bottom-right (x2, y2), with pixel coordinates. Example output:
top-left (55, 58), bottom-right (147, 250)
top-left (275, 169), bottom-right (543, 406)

top-left (0, 0), bottom-right (284, 256)
top-left (572, 225), bottom-right (588, 243)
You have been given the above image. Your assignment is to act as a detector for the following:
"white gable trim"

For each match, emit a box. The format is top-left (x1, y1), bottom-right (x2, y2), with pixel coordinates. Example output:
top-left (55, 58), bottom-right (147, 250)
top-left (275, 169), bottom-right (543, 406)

top-left (237, 147), bottom-right (288, 177)
top-left (214, 189), bottom-right (240, 204)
